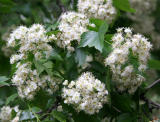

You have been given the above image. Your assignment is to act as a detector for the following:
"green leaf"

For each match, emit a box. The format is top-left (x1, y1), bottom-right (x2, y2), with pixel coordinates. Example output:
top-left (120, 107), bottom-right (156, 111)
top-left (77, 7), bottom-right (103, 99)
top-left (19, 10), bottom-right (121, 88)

top-left (99, 21), bottom-right (109, 41)
top-left (20, 110), bottom-right (35, 121)
top-left (46, 22), bottom-right (59, 32)
top-left (30, 107), bottom-right (41, 113)
top-left (148, 59), bottom-right (160, 70)
top-left (52, 110), bottom-right (67, 122)
top-left (43, 61), bottom-right (53, 69)
top-left (11, 109), bottom-right (17, 119)
top-left (102, 42), bottom-right (112, 57)
top-left (79, 31), bottom-right (102, 51)
top-left (89, 18), bottom-right (105, 31)
top-left (0, 76), bottom-right (10, 86)
top-left (113, 0), bottom-right (136, 13)
top-left (111, 93), bottom-right (134, 112)
top-left (0, 76), bottom-right (9, 82)
top-left (128, 52), bottom-right (139, 70)
top-left (75, 48), bottom-right (87, 66)
top-left (79, 21), bottom-right (108, 52)
top-left (0, 82), bottom-right (10, 86)
top-left (6, 93), bottom-right (18, 105)
top-left (105, 34), bottom-right (113, 42)
top-left (53, 71), bottom-right (63, 79)
top-left (34, 59), bottom-right (57, 76)
top-left (49, 49), bottom-right (63, 61)
top-left (34, 60), bottom-right (45, 75)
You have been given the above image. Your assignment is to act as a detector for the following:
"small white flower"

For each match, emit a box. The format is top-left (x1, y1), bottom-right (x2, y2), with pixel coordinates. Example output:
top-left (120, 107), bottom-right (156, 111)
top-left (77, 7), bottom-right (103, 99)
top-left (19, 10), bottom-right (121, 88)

top-left (105, 27), bottom-right (152, 93)
top-left (63, 80), bottom-right (68, 86)
top-left (62, 72), bottom-right (108, 114)
top-left (57, 11), bottom-right (92, 51)
top-left (0, 106), bottom-right (21, 122)
top-left (68, 81), bottom-right (75, 88)
top-left (78, 0), bottom-right (116, 23)
top-left (57, 105), bottom-right (63, 112)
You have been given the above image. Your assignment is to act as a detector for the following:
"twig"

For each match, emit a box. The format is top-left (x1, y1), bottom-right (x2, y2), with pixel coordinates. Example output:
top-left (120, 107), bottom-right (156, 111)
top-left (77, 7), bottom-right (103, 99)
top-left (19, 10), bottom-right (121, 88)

top-left (140, 78), bottom-right (160, 95)
top-left (146, 78), bottom-right (160, 90)
top-left (112, 106), bottom-right (121, 113)
top-left (0, 84), bottom-right (16, 88)
top-left (149, 100), bottom-right (160, 109)
top-left (56, 0), bottom-right (66, 12)
top-left (141, 95), bottom-right (160, 110)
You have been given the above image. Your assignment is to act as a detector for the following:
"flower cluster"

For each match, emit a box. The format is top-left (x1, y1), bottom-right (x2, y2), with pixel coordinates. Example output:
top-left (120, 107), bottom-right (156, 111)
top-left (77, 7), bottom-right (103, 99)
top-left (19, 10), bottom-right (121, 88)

top-left (0, 106), bottom-right (21, 122)
top-left (105, 27), bottom-right (152, 93)
top-left (77, 0), bottom-right (116, 23)
top-left (8, 24), bottom-right (55, 61)
top-left (57, 12), bottom-right (94, 51)
top-left (62, 72), bottom-right (108, 114)
top-left (12, 62), bottom-right (59, 99)
top-left (8, 24), bottom-right (60, 99)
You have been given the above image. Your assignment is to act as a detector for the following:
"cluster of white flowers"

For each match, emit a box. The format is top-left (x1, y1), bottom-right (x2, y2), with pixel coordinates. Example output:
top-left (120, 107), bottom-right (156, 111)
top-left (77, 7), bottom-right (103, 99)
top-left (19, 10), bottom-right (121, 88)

top-left (0, 106), bottom-right (21, 122)
top-left (105, 27), bottom-right (152, 93)
top-left (77, 0), bottom-right (116, 23)
top-left (8, 24), bottom-right (55, 61)
top-left (127, 0), bottom-right (160, 49)
top-left (7, 24), bottom-right (60, 99)
top-left (12, 62), bottom-right (59, 99)
top-left (57, 12), bottom-right (94, 51)
top-left (62, 72), bottom-right (108, 114)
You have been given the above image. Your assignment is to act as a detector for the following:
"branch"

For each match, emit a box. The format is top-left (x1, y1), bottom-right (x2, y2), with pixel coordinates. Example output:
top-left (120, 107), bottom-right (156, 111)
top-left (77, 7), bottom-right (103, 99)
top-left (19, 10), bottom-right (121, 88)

top-left (37, 96), bottom-right (61, 120)
top-left (0, 84), bottom-right (16, 88)
top-left (112, 106), bottom-right (121, 113)
top-left (56, 0), bottom-right (66, 13)
top-left (146, 78), bottom-right (160, 90)
top-left (141, 95), bottom-right (160, 110)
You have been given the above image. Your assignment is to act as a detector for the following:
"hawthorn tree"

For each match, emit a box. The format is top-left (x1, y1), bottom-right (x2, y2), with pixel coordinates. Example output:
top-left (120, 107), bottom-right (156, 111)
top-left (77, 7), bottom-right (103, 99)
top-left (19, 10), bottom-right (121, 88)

top-left (0, 0), bottom-right (160, 122)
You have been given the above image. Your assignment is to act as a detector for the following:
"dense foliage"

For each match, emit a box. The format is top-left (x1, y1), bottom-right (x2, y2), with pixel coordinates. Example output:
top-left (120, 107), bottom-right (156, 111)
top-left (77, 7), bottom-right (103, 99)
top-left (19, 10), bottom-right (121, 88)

top-left (0, 0), bottom-right (160, 122)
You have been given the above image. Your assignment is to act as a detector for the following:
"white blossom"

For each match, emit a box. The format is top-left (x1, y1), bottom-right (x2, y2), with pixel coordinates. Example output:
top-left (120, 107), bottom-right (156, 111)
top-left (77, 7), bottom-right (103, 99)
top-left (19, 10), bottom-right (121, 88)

top-left (8, 24), bottom-right (55, 62)
top-left (105, 27), bottom-right (152, 93)
top-left (12, 62), bottom-right (60, 99)
top-left (7, 24), bottom-right (61, 99)
top-left (62, 72), bottom-right (108, 114)
top-left (0, 106), bottom-right (21, 122)
top-left (78, 0), bottom-right (116, 23)
top-left (57, 12), bottom-right (93, 51)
